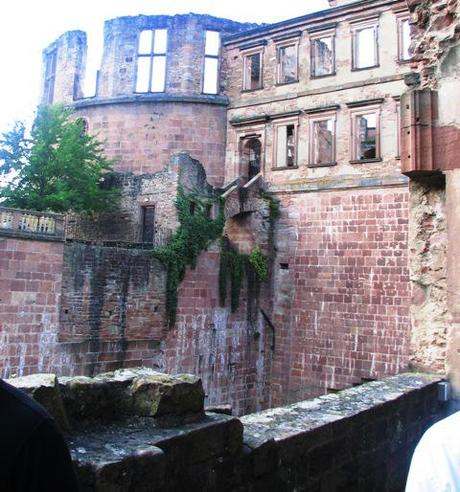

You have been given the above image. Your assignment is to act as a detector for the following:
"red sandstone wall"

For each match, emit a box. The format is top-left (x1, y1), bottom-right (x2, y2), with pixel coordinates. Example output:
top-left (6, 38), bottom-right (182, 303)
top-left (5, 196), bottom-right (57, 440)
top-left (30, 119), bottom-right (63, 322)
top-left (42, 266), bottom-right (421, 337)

top-left (0, 237), bottom-right (167, 378)
top-left (0, 237), bottom-right (64, 378)
top-left (270, 185), bottom-right (411, 405)
top-left (164, 245), bottom-right (272, 416)
top-left (76, 102), bottom-right (228, 187)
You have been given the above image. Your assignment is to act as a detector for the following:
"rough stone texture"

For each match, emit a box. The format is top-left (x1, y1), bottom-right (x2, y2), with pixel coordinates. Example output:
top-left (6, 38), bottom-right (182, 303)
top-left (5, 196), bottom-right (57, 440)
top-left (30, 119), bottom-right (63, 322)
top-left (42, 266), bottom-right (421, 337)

top-left (66, 153), bottom-right (214, 245)
top-left (407, 0), bottom-right (460, 89)
top-left (7, 371), bottom-right (447, 492)
top-left (236, 373), bottom-right (444, 491)
top-left (130, 373), bottom-right (204, 419)
top-left (403, 0), bottom-right (460, 398)
top-left (408, 178), bottom-right (448, 373)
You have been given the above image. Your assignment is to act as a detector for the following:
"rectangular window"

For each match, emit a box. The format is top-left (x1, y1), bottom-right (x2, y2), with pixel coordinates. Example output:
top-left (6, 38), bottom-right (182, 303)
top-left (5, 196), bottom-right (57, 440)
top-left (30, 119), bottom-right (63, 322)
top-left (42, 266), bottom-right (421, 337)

top-left (44, 50), bottom-right (57, 104)
top-left (398, 18), bottom-right (411, 61)
top-left (277, 44), bottom-right (298, 84)
top-left (309, 116), bottom-right (336, 166)
top-left (136, 29), bottom-right (167, 93)
top-left (350, 109), bottom-right (381, 162)
top-left (352, 23), bottom-right (379, 69)
top-left (203, 31), bottom-right (220, 94)
top-left (274, 122), bottom-right (297, 168)
top-left (243, 51), bottom-right (262, 90)
top-left (141, 206), bottom-right (155, 244)
top-left (311, 35), bottom-right (335, 77)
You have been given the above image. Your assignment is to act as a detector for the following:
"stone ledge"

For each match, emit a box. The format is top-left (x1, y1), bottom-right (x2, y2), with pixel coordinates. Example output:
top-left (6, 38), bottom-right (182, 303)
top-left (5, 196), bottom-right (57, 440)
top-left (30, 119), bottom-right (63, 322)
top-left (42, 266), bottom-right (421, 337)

top-left (241, 373), bottom-right (442, 449)
top-left (73, 93), bottom-right (229, 109)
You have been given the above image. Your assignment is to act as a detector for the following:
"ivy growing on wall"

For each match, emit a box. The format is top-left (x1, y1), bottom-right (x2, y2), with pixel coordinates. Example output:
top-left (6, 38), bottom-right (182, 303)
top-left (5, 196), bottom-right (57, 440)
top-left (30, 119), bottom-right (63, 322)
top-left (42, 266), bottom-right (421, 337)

top-left (219, 238), bottom-right (269, 313)
top-left (153, 186), bottom-right (224, 327)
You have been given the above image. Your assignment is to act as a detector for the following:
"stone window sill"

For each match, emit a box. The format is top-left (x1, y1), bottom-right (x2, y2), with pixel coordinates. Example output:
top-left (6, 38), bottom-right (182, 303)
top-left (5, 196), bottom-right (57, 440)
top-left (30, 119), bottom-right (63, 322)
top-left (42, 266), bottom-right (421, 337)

top-left (349, 158), bottom-right (383, 164)
top-left (308, 161), bottom-right (337, 168)
top-left (271, 165), bottom-right (299, 171)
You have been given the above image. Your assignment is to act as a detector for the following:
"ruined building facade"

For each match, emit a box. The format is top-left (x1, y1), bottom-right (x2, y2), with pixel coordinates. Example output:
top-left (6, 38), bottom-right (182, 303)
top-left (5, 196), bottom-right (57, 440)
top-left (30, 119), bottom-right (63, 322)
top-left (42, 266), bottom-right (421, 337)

top-left (1, 0), bottom-right (459, 414)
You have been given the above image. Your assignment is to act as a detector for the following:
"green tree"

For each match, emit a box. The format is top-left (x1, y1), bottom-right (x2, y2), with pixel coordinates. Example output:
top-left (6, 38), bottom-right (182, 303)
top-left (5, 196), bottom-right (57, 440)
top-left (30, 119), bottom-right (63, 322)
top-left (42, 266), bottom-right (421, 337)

top-left (0, 104), bottom-right (118, 213)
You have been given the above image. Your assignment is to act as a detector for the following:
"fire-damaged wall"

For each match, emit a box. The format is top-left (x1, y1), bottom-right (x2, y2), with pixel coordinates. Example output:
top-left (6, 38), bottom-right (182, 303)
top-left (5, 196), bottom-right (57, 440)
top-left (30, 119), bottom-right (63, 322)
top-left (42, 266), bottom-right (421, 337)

top-left (402, 0), bottom-right (460, 398)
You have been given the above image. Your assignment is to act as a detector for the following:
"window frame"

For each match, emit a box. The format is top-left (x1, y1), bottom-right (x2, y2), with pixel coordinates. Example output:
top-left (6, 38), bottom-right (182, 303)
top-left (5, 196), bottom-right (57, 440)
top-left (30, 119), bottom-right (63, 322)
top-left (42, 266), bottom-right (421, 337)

top-left (396, 14), bottom-right (412, 63)
top-left (135, 28), bottom-right (168, 94)
top-left (349, 103), bottom-right (382, 163)
top-left (276, 38), bottom-right (300, 85)
top-left (272, 116), bottom-right (299, 170)
top-left (236, 124), bottom-right (267, 178)
top-left (310, 29), bottom-right (336, 79)
top-left (242, 47), bottom-right (264, 92)
top-left (202, 30), bottom-right (221, 95)
top-left (351, 19), bottom-right (380, 71)
top-left (308, 111), bottom-right (337, 168)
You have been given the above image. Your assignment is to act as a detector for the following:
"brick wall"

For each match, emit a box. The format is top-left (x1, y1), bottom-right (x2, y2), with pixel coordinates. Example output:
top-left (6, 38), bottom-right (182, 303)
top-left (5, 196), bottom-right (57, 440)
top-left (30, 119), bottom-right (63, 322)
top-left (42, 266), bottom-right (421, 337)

top-left (164, 244), bottom-right (273, 416)
top-left (270, 184), bottom-right (411, 405)
top-left (0, 237), bottom-right (64, 378)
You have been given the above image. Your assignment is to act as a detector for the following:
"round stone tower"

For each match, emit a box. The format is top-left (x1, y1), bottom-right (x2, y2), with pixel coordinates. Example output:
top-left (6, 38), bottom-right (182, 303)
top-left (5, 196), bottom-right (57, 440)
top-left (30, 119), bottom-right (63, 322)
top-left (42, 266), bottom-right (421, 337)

top-left (41, 14), bottom-right (257, 186)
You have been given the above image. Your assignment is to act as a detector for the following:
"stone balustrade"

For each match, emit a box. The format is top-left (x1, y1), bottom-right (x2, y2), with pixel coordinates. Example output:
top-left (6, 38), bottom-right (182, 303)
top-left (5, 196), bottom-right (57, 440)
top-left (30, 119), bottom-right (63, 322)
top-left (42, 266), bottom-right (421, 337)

top-left (0, 206), bottom-right (65, 240)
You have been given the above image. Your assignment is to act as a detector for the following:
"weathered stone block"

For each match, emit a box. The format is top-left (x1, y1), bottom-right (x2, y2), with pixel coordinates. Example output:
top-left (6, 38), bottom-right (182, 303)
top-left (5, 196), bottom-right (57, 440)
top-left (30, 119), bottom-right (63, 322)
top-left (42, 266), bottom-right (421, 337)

top-left (130, 373), bottom-right (205, 418)
top-left (6, 373), bottom-right (71, 432)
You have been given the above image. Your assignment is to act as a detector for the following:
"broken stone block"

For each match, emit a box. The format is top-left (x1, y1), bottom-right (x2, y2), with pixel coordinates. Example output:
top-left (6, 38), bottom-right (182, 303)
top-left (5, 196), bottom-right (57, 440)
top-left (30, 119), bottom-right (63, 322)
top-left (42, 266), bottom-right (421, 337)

top-left (6, 373), bottom-right (71, 432)
top-left (59, 368), bottom-right (160, 421)
top-left (130, 373), bottom-right (205, 419)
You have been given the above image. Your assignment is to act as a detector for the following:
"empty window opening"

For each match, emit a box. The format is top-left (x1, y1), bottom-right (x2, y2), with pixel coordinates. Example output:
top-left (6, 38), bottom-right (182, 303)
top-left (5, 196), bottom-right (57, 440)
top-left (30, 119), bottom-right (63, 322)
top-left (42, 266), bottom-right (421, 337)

top-left (203, 31), bottom-right (220, 94)
top-left (399, 18), bottom-right (411, 61)
top-left (356, 113), bottom-right (377, 160)
top-left (44, 50), bottom-right (57, 104)
top-left (136, 29), bottom-right (167, 93)
top-left (243, 138), bottom-right (262, 179)
top-left (280, 263), bottom-right (289, 270)
top-left (276, 124), bottom-right (296, 168)
top-left (82, 29), bottom-right (103, 98)
top-left (141, 205), bottom-right (155, 244)
top-left (311, 36), bottom-right (335, 77)
top-left (311, 118), bottom-right (335, 165)
top-left (243, 52), bottom-right (262, 90)
top-left (277, 44), bottom-right (297, 84)
top-left (353, 25), bottom-right (378, 69)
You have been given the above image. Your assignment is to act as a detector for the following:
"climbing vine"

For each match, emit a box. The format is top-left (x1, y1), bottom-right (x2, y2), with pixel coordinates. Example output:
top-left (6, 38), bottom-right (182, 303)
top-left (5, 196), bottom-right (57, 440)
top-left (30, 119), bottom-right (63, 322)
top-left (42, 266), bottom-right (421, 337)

top-left (153, 186), bottom-right (224, 327)
top-left (248, 247), bottom-right (269, 282)
top-left (219, 239), bottom-right (269, 312)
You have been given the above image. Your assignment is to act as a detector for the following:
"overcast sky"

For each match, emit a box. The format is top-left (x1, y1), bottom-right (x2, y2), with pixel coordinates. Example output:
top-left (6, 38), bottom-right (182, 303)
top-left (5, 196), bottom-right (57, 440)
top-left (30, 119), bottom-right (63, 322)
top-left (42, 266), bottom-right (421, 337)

top-left (0, 0), bottom-right (329, 136)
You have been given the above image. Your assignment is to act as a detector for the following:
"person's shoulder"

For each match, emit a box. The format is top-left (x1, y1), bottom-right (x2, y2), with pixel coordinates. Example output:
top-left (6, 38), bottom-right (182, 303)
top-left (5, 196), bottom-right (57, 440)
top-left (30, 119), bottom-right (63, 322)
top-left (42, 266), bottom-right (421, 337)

top-left (0, 379), bottom-right (53, 467)
top-left (422, 411), bottom-right (460, 443)
top-left (0, 379), bottom-right (51, 422)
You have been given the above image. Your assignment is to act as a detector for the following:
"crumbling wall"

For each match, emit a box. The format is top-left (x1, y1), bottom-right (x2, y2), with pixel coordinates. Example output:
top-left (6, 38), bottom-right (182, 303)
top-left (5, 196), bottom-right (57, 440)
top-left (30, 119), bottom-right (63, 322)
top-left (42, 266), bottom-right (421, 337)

top-left (408, 178), bottom-right (448, 373)
top-left (8, 371), bottom-right (446, 491)
top-left (404, 0), bottom-right (460, 388)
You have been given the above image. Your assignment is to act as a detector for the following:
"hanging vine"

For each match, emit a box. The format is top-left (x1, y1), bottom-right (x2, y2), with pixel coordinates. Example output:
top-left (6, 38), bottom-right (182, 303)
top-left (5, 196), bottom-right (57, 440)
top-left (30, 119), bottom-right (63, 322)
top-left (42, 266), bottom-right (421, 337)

top-left (153, 186), bottom-right (224, 327)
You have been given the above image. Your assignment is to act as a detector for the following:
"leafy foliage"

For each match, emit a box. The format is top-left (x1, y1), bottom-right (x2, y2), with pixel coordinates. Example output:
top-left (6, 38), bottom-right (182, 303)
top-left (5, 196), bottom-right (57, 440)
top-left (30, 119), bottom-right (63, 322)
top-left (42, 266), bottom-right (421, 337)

top-left (248, 247), bottom-right (269, 282)
top-left (0, 104), bottom-right (118, 213)
top-left (154, 187), bottom-right (224, 327)
top-left (219, 241), bottom-right (269, 313)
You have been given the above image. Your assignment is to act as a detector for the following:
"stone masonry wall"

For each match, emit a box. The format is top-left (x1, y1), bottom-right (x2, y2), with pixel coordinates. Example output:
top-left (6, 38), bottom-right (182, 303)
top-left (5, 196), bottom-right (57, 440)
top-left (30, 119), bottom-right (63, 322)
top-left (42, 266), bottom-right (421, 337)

top-left (74, 102), bottom-right (228, 186)
top-left (0, 237), bottom-right (167, 378)
top-left (0, 237), bottom-right (64, 378)
top-left (164, 244), bottom-right (273, 416)
top-left (269, 184), bottom-right (411, 405)
top-left (8, 371), bottom-right (447, 492)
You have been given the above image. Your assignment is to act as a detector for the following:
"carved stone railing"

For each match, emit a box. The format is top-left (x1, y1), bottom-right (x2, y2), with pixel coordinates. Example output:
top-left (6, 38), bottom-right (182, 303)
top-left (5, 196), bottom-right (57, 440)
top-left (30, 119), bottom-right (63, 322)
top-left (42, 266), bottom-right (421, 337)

top-left (0, 206), bottom-right (65, 240)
